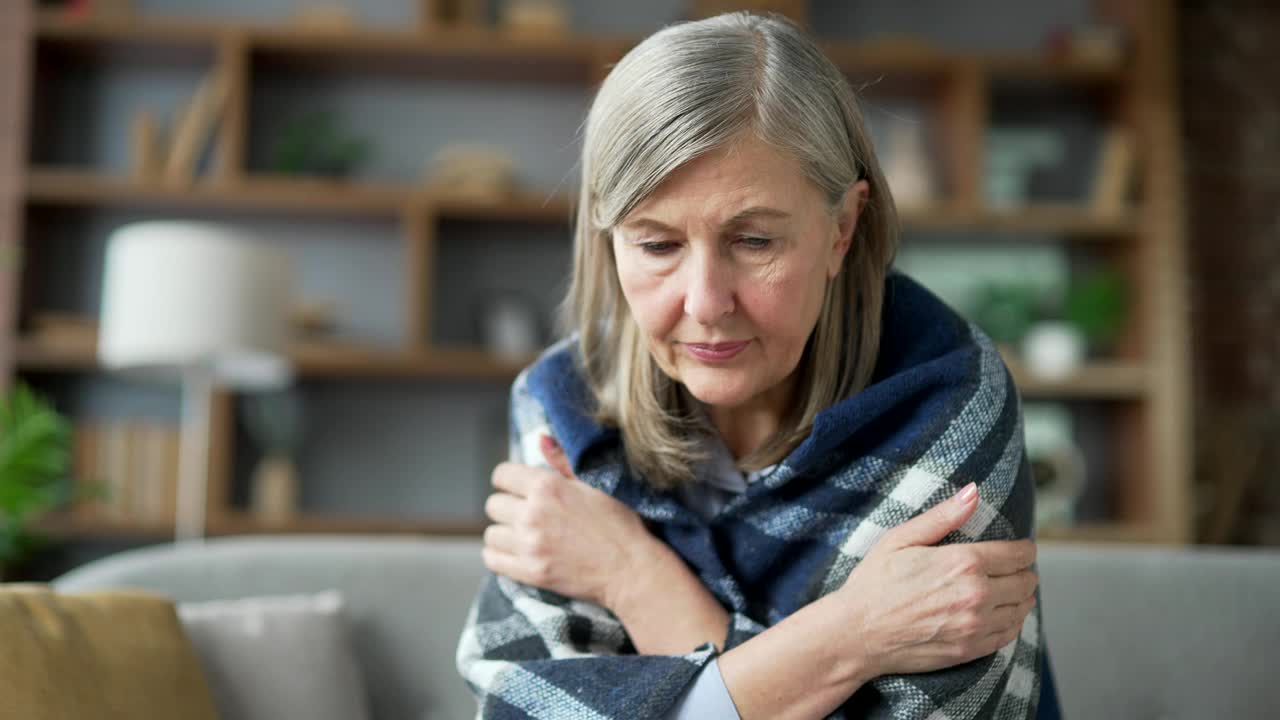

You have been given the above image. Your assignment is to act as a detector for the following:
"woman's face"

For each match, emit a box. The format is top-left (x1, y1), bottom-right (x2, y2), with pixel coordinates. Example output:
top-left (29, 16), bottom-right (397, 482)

top-left (612, 133), bottom-right (868, 412)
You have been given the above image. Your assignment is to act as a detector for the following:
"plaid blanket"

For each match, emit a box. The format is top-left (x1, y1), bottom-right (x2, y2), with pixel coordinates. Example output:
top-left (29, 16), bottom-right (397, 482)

top-left (456, 271), bottom-right (1043, 719)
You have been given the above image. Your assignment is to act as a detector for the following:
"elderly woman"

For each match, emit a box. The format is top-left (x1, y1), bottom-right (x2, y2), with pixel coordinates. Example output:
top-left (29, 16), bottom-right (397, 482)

top-left (457, 12), bottom-right (1052, 720)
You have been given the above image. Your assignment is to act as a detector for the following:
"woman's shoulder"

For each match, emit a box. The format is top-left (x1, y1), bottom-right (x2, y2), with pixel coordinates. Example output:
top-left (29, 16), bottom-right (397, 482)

top-left (804, 271), bottom-right (1034, 538)
top-left (874, 269), bottom-right (999, 383)
top-left (513, 336), bottom-right (589, 412)
top-left (511, 336), bottom-right (616, 472)
top-left (870, 270), bottom-right (1017, 413)
top-left (789, 270), bottom-right (1019, 479)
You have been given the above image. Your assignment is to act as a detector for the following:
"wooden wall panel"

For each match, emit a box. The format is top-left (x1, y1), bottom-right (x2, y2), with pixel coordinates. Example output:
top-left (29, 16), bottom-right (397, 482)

top-left (0, 0), bottom-right (33, 395)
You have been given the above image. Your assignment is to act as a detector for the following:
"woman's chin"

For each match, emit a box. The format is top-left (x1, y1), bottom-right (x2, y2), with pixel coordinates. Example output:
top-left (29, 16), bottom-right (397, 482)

top-left (679, 371), bottom-right (759, 409)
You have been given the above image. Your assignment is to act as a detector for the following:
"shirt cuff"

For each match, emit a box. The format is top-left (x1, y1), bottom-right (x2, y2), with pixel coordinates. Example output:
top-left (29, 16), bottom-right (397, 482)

top-left (668, 658), bottom-right (742, 720)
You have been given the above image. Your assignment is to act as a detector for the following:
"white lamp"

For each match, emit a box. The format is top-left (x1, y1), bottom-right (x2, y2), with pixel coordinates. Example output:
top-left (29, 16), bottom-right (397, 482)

top-left (98, 221), bottom-right (294, 542)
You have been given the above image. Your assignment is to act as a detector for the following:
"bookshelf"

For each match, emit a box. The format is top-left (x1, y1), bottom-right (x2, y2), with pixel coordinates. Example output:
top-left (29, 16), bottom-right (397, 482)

top-left (3, 1), bottom-right (1192, 544)
top-left (24, 169), bottom-right (1140, 237)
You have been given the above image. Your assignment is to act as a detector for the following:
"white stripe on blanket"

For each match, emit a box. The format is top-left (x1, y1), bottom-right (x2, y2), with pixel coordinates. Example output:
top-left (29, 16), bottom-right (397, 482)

top-left (497, 665), bottom-right (611, 720)
top-left (506, 581), bottom-right (609, 660)
top-left (927, 627), bottom-right (1020, 720)
top-left (821, 324), bottom-right (1016, 595)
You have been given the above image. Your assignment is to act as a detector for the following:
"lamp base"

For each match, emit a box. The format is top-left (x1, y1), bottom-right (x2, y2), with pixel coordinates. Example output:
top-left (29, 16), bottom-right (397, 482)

top-left (175, 368), bottom-right (213, 543)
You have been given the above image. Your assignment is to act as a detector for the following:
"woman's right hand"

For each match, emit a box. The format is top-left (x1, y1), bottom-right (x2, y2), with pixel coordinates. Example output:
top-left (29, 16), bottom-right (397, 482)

top-left (838, 482), bottom-right (1039, 677)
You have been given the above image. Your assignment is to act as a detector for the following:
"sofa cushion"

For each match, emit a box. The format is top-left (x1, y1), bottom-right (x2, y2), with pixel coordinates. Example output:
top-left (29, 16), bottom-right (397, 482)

top-left (52, 535), bottom-right (488, 720)
top-left (177, 589), bottom-right (371, 720)
top-left (0, 584), bottom-right (219, 720)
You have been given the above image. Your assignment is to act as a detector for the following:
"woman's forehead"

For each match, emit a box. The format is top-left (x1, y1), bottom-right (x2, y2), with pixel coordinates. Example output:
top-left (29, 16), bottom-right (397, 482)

top-left (619, 138), bottom-right (817, 231)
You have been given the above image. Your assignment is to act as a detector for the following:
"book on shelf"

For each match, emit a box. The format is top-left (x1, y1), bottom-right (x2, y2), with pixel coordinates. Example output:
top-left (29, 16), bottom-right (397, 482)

top-left (71, 420), bottom-right (180, 524)
top-left (30, 312), bottom-right (98, 353)
top-left (164, 67), bottom-right (232, 185)
top-left (1090, 126), bottom-right (1134, 215)
top-left (130, 109), bottom-right (166, 180)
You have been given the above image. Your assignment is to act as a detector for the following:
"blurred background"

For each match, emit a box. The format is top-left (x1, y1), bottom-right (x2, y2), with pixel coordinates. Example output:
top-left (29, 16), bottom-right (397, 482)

top-left (0, 0), bottom-right (1276, 582)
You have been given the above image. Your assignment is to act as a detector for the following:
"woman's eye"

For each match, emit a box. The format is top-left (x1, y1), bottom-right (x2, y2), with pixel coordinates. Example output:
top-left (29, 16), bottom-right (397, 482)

top-left (640, 241), bottom-right (678, 255)
top-left (737, 236), bottom-right (773, 250)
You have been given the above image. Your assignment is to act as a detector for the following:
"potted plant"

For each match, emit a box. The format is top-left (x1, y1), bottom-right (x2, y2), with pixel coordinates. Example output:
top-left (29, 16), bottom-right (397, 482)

top-left (1063, 268), bottom-right (1127, 356)
top-left (0, 383), bottom-right (74, 581)
top-left (270, 110), bottom-right (373, 179)
top-left (1021, 269), bottom-right (1128, 380)
top-left (970, 281), bottom-right (1040, 354)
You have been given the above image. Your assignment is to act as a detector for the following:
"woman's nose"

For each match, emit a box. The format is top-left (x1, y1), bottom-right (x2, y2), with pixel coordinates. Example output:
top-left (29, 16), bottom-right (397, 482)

top-left (682, 252), bottom-right (735, 325)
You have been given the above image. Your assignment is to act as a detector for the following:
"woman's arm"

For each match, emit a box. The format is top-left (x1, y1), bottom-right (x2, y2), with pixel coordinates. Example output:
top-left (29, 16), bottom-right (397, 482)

top-left (475, 364), bottom-right (1038, 719)
top-left (485, 438), bottom-right (732, 656)
top-left (491, 442), bottom-right (1036, 720)
top-left (459, 368), bottom-right (725, 718)
top-left (612, 482), bottom-right (1036, 720)
top-left (605, 531), bottom-right (731, 655)
top-left (715, 589), bottom-right (873, 720)
top-left (718, 485), bottom-right (1036, 720)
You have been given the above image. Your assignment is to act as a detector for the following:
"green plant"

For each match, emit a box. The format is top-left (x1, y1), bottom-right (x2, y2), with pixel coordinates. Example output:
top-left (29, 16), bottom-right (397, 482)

top-left (0, 383), bottom-right (74, 574)
top-left (270, 110), bottom-right (373, 178)
top-left (970, 282), bottom-right (1040, 346)
top-left (1064, 269), bottom-right (1127, 352)
top-left (971, 271), bottom-right (1128, 355)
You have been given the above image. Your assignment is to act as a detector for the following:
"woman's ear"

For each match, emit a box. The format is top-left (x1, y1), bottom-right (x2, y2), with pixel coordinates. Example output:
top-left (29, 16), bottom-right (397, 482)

top-left (829, 179), bottom-right (870, 279)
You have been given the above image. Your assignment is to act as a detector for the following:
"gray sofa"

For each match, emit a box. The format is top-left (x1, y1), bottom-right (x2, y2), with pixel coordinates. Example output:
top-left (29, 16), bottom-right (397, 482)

top-left (53, 536), bottom-right (1280, 719)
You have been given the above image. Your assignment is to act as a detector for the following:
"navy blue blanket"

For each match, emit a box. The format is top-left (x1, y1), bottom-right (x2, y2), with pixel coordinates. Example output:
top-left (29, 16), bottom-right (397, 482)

top-left (457, 271), bottom-right (1043, 718)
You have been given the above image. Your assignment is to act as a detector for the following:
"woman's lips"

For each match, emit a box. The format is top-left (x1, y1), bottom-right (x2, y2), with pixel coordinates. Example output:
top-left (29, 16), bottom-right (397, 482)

top-left (684, 340), bottom-right (750, 362)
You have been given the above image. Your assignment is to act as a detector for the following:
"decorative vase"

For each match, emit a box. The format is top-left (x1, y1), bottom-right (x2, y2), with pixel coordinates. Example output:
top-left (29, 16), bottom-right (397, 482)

top-left (480, 294), bottom-right (542, 360)
top-left (1031, 443), bottom-right (1088, 529)
top-left (1024, 403), bottom-right (1087, 530)
top-left (1022, 321), bottom-right (1086, 381)
top-left (883, 123), bottom-right (934, 209)
top-left (250, 452), bottom-right (299, 523)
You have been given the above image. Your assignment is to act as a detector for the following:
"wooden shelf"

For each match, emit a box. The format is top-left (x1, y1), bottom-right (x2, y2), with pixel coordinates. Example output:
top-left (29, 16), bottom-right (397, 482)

top-left (13, 337), bottom-right (96, 371)
top-left (249, 28), bottom-right (605, 84)
top-left (18, 332), bottom-right (1144, 400)
top-left (10, 5), bottom-right (1190, 548)
top-left (35, 513), bottom-right (177, 541)
top-left (36, 13), bottom-right (1124, 86)
top-left (16, 335), bottom-right (534, 382)
top-left (1007, 359), bottom-right (1149, 400)
top-left (25, 169), bottom-right (407, 215)
top-left (27, 170), bottom-right (1133, 237)
top-left (36, 511), bottom-right (486, 540)
top-left (25, 168), bottom-right (574, 221)
top-left (36, 12), bottom-right (230, 47)
top-left (36, 14), bottom-right (609, 83)
top-left (291, 342), bottom-right (534, 380)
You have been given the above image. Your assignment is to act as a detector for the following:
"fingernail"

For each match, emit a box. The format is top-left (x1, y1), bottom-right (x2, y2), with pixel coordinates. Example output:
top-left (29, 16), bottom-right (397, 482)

top-left (955, 483), bottom-right (977, 503)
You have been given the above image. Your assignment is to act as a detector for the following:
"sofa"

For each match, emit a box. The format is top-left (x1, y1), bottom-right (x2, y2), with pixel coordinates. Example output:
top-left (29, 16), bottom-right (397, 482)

top-left (50, 536), bottom-right (1280, 719)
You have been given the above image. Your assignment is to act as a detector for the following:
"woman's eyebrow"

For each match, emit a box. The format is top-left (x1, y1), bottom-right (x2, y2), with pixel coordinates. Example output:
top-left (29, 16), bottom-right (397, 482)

top-left (725, 206), bottom-right (791, 226)
top-left (619, 217), bottom-right (676, 233)
top-left (621, 206), bottom-right (791, 233)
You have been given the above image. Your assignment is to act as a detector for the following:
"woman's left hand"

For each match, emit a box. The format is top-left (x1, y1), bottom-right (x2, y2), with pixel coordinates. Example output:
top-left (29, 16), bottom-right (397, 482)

top-left (482, 434), bottom-right (657, 609)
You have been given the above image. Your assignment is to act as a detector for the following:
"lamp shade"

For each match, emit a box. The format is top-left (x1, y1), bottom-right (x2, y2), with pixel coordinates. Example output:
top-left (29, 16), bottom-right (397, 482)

top-left (98, 221), bottom-right (294, 389)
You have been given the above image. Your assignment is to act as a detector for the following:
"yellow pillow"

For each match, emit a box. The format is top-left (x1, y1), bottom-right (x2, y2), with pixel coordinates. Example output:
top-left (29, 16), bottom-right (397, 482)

top-left (0, 584), bottom-right (219, 720)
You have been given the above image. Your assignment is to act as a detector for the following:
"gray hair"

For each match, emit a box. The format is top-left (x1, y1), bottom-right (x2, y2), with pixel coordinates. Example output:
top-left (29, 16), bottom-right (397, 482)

top-left (564, 11), bottom-right (900, 489)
